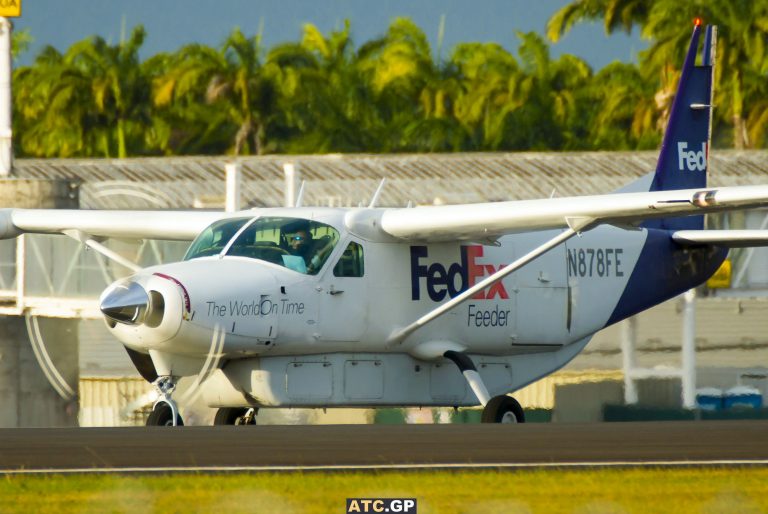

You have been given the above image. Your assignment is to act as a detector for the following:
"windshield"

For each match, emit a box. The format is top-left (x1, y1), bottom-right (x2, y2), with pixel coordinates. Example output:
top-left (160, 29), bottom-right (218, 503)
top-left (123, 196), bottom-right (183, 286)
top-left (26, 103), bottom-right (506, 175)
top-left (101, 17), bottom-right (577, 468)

top-left (226, 217), bottom-right (340, 275)
top-left (184, 217), bottom-right (250, 260)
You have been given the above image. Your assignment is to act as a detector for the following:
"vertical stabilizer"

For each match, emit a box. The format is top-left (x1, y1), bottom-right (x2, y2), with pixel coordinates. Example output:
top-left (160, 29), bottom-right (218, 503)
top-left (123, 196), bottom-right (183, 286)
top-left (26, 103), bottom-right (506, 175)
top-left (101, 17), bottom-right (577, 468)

top-left (649, 23), bottom-right (716, 230)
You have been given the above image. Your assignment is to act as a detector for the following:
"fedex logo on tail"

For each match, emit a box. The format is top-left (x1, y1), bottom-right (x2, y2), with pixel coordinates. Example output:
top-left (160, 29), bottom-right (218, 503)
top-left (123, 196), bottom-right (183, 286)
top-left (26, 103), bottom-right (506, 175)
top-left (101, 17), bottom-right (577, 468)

top-left (410, 245), bottom-right (509, 302)
top-left (678, 142), bottom-right (707, 172)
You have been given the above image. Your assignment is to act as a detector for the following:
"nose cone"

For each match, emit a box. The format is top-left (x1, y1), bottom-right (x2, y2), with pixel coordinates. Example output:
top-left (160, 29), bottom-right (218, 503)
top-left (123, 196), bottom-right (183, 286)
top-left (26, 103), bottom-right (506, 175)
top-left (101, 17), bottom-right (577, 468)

top-left (100, 281), bottom-right (149, 324)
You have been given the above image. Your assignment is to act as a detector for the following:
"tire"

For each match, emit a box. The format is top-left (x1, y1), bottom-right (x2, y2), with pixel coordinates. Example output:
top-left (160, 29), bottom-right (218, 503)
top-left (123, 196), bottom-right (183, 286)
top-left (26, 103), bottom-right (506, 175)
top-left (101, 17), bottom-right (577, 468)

top-left (146, 402), bottom-right (184, 426)
top-left (213, 407), bottom-right (252, 426)
top-left (481, 395), bottom-right (525, 424)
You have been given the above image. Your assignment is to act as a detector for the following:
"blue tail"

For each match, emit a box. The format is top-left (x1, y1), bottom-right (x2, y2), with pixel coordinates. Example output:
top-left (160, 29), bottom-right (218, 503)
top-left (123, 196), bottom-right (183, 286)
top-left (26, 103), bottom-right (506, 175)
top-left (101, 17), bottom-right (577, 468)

top-left (649, 23), bottom-right (716, 230)
top-left (606, 24), bottom-right (725, 326)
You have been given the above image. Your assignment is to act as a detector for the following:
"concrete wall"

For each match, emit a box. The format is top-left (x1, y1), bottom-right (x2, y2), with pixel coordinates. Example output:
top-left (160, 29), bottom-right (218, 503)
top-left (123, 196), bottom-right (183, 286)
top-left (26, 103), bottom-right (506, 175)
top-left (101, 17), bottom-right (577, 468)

top-left (0, 317), bottom-right (79, 427)
top-left (552, 381), bottom-right (624, 423)
top-left (79, 377), bottom-right (151, 427)
top-left (0, 178), bottom-right (78, 209)
top-left (572, 297), bottom-right (768, 371)
top-left (637, 378), bottom-right (682, 408)
top-left (0, 179), bottom-right (80, 427)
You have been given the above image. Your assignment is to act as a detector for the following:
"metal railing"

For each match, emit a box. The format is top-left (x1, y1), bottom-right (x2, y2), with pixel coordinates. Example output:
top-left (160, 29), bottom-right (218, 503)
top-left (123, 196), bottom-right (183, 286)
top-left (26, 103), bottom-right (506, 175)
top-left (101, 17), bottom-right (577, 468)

top-left (0, 235), bottom-right (187, 318)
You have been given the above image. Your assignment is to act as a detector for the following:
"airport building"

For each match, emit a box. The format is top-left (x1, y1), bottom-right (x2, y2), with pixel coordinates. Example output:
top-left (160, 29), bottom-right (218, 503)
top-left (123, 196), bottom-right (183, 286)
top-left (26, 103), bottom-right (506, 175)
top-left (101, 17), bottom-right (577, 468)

top-left (1, 150), bottom-right (767, 426)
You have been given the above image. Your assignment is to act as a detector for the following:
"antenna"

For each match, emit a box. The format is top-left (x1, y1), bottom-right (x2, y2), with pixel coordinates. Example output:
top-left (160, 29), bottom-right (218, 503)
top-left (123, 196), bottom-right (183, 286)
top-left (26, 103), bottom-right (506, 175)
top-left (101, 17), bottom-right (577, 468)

top-left (368, 178), bottom-right (387, 208)
top-left (436, 14), bottom-right (446, 62)
top-left (256, 17), bottom-right (265, 47)
top-left (295, 181), bottom-right (306, 208)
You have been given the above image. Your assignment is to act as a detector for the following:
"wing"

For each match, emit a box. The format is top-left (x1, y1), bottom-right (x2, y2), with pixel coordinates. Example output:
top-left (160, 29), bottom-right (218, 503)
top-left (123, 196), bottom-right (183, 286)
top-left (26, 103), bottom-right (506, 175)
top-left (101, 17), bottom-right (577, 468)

top-left (0, 209), bottom-right (229, 241)
top-left (354, 185), bottom-right (768, 242)
top-left (672, 230), bottom-right (768, 248)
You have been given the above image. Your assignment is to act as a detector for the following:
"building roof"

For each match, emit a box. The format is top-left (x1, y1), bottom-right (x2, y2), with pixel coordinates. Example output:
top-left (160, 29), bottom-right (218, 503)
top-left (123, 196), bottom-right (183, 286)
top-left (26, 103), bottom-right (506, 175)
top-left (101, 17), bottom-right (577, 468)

top-left (12, 150), bottom-right (768, 209)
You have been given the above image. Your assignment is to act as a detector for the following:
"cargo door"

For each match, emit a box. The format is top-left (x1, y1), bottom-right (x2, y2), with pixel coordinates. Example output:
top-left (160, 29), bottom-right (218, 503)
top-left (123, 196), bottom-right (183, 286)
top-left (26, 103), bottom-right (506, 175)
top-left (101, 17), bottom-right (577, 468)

top-left (514, 231), bottom-right (569, 345)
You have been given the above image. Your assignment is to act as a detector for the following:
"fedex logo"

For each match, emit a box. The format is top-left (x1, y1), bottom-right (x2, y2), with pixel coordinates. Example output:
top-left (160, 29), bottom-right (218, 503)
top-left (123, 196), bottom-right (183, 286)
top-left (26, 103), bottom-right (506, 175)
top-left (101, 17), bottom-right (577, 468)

top-left (677, 142), bottom-right (707, 172)
top-left (410, 245), bottom-right (509, 301)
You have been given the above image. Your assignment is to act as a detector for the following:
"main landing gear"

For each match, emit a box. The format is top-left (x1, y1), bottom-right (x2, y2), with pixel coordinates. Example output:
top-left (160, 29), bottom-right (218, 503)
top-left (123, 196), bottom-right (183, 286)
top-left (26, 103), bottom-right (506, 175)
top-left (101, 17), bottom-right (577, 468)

top-left (481, 395), bottom-right (525, 423)
top-left (213, 407), bottom-right (258, 425)
top-left (444, 350), bottom-right (526, 424)
top-left (146, 376), bottom-right (183, 426)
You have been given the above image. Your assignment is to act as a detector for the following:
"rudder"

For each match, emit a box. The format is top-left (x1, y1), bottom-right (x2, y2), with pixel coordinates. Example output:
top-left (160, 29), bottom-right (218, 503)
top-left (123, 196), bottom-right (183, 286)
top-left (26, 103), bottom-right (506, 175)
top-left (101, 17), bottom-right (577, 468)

top-left (649, 23), bottom-right (716, 230)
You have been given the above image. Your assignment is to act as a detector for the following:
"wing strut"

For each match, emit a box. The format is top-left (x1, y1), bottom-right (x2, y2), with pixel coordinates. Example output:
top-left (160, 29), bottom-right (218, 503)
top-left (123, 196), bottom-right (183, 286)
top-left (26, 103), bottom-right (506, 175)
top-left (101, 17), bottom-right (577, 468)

top-left (64, 230), bottom-right (142, 272)
top-left (388, 222), bottom-right (591, 345)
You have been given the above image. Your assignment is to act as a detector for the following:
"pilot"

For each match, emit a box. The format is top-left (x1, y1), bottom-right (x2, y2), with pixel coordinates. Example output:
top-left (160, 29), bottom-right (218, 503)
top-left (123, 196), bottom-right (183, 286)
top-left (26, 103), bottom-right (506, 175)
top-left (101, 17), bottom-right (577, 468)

top-left (285, 222), bottom-right (332, 273)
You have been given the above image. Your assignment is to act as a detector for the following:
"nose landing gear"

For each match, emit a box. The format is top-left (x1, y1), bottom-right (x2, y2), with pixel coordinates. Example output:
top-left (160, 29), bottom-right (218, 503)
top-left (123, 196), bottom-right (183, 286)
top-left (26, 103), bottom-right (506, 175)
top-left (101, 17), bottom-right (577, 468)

top-left (146, 376), bottom-right (184, 426)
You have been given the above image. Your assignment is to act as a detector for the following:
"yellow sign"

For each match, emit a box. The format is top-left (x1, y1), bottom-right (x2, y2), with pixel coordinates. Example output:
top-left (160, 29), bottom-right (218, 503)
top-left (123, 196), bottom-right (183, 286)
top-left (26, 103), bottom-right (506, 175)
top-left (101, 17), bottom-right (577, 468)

top-left (0, 0), bottom-right (20, 18)
top-left (707, 258), bottom-right (732, 289)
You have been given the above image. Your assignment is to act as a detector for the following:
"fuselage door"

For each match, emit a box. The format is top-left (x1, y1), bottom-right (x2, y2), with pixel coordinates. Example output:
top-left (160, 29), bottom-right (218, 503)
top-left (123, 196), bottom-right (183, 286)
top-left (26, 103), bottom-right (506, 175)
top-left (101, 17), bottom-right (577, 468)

top-left (513, 230), bottom-right (569, 345)
top-left (318, 240), bottom-right (368, 342)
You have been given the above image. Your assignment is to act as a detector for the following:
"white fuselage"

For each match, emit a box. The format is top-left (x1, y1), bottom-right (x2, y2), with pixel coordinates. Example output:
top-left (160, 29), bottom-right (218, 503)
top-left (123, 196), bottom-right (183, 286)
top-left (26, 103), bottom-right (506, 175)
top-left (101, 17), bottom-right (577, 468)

top-left (103, 208), bottom-right (711, 408)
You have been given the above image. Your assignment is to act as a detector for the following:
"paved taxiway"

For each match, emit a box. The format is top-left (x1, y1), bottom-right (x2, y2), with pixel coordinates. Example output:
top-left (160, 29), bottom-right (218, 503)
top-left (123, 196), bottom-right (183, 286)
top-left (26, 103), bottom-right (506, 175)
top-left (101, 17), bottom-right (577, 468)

top-left (0, 421), bottom-right (766, 472)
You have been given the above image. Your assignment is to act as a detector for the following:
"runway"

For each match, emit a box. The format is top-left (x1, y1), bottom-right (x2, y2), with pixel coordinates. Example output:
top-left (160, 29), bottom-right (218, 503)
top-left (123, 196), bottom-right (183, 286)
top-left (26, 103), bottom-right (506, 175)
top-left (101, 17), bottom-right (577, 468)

top-left (1, 421), bottom-right (767, 473)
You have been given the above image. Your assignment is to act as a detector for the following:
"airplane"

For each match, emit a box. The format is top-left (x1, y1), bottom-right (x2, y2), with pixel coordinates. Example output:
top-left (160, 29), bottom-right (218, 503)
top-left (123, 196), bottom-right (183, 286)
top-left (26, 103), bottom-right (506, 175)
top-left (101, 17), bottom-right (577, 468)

top-left (2, 22), bottom-right (767, 426)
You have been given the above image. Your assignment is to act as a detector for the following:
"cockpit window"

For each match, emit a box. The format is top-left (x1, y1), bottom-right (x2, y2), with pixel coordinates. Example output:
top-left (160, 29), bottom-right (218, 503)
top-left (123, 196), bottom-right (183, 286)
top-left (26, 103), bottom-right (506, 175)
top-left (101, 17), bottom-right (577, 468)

top-left (226, 217), bottom-right (340, 275)
top-left (184, 217), bottom-right (250, 261)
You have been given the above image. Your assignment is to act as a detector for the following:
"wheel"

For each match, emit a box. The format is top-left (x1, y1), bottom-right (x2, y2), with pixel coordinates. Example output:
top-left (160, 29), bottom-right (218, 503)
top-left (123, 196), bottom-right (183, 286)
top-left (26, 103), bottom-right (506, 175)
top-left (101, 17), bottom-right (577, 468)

top-left (146, 401), bottom-right (184, 426)
top-left (214, 407), bottom-right (248, 425)
top-left (213, 407), bottom-right (257, 425)
top-left (481, 395), bottom-right (525, 424)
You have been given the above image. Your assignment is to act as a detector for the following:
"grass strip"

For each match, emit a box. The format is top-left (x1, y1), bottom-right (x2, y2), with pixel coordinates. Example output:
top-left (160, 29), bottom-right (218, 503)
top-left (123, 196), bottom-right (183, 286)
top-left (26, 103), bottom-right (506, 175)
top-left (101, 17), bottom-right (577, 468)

top-left (0, 467), bottom-right (766, 513)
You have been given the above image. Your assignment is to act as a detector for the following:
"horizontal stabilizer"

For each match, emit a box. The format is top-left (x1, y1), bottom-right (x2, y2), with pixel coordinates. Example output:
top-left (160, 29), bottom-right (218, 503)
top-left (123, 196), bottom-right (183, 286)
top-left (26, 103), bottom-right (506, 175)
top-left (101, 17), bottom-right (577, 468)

top-left (672, 230), bottom-right (768, 248)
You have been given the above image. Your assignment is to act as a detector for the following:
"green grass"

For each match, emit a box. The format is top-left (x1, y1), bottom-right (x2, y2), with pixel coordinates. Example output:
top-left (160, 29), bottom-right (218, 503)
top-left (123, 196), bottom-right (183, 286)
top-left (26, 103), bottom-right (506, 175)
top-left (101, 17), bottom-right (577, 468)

top-left (0, 467), bottom-right (767, 514)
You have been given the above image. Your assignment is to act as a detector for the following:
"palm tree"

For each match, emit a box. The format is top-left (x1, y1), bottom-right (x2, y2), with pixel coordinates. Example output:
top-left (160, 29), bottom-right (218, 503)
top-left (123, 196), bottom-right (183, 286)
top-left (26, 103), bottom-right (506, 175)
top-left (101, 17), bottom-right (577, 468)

top-left (746, 81), bottom-right (768, 148)
top-left (15, 26), bottom-right (157, 158)
top-left (268, 21), bottom-right (379, 153)
top-left (144, 50), bottom-right (231, 155)
top-left (14, 46), bottom-right (102, 157)
top-left (584, 62), bottom-right (657, 149)
top-left (547, 0), bottom-right (768, 149)
top-left (512, 32), bottom-right (592, 150)
top-left (547, 0), bottom-right (650, 43)
top-left (154, 28), bottom-right (277, 155)
top-left (451, 42), bottom-right (522, 149)
top-left (11, 28), bottom-right (32, 60)
top-left (641, 0), bottom-right (768, 149)
top-left (356, 18), bottom-right (437, 151)
top-left (64, 25), bottom-right (150, 157)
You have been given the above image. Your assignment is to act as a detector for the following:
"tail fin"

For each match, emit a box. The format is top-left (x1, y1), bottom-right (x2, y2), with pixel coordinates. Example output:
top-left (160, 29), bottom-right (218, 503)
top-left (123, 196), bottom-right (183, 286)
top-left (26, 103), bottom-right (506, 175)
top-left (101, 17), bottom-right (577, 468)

top-left (650, 23), bottom-right (716, 230)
